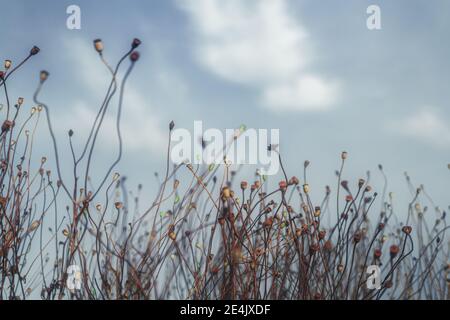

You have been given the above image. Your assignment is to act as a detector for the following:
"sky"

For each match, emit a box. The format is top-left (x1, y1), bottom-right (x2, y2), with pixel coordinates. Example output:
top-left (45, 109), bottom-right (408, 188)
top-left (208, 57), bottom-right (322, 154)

top-left (0, 0), bottom-right (449, 220)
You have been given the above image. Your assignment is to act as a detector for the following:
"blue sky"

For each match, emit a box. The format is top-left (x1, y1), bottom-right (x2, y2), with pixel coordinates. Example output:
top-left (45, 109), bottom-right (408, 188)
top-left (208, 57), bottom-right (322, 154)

top-left (1, 0), bottom-right (449, 218)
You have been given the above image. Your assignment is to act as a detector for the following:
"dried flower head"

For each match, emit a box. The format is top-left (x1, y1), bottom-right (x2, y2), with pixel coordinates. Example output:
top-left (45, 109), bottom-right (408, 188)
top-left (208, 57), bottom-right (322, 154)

top-left (402, 226), bottom-right (412, 235)
top-left (30, 46), bottom-right (40, 55)
top-left (93, 39), bottom-right (103, 53)
top-left (40, 70), bottom-right (49, 82)
top-left (130, 51), bottom-right (140, 62)
top-left (390, 245), bottom-right (400, 258)
top-left (131, 38), bottom-right (142, 49)
top-left (303, 184), bottom-right (310, 194)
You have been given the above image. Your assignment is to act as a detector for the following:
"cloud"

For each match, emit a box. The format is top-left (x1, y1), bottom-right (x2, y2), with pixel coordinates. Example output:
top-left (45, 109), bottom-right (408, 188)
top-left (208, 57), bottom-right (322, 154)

top-left (391, 109), bottom-right (450, 149)
top-left (178, 0), bottom-right (339, 112)
top-left (60, 37), bottom-right (166, 153)
top-left (262, 75), bottom-right (339, 111)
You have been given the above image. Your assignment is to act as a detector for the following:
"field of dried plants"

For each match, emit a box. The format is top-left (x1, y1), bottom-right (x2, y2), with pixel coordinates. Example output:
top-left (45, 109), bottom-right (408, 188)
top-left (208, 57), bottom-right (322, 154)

top-left (0, 39), bottom-right (448, 300)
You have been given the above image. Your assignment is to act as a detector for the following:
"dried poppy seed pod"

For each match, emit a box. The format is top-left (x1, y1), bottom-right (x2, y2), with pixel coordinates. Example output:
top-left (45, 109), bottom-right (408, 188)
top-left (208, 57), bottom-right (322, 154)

top-left (374, 248), bottom-right (382, 259)
top-left (17, 97), bottom-right (24, 106)
top-left (115, 202), bottom-right (123, 209)
top-left (221, 187), bottom-right (231, 200)
top-left (263, 217), bottom-right (273, 228)
top-left (40, 70), bottom-right (49, 83)
top-left (358, 178), bottom-right (365, 188)
top-left (345, 194), bottom-right (353, 202)
top-left (402, 226), bottom-right (412, 235)
top-left (390, 244), bottom-right (399, 258)
top-left (289, 176), bottom-right (299, 185)
top-left (131, 38), bottom-right (141, 49)
top-left (278, 180), bottom-right (287, 191)
top-left (30, 46), bottom-right (40, 56)
top-left (254, 180), bottom-right (261, 189)
top-left (168, 224), bottom-right (176, 240)
top-left (314, 206), bottom-right (321, 217)
top-left (93, 39), bottom-right (103, 53)
top-left (384, 280), bottom-right (393, 288)
top-left (240, 181), bottom-right (248, 190)
top-left (1, 120), bottom-right (14, 132)
top-left (304, 160), bottom-right (310, 168)
top-left (130, 51), bottom-right (140, 62)
top-left (28, 220), bottom-right (40, 232)
top-left (4, 60), bottom-right (12, 69)
top-left (303, 184), bottom-right (310, 194)
top-left (318, 230), bottom-right (326, 240)
top-left (341, 151), bottom-right (348, 160)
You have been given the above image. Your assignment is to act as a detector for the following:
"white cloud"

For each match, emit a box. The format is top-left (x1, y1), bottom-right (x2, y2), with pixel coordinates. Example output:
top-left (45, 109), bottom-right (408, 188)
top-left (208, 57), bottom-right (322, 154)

top-left (392, 109), bottom-right (450, 149)
top-left (60, 37), bottom-right (166, 153)
top-left (178, 0), bottom-right (339, 112)
top-left (262, 75), bottom-right (339, 111)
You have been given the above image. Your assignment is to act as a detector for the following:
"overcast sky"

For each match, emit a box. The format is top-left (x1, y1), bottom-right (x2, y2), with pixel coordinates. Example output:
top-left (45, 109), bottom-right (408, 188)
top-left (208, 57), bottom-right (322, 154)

top-left (1, 0), bottom-right (449, 219)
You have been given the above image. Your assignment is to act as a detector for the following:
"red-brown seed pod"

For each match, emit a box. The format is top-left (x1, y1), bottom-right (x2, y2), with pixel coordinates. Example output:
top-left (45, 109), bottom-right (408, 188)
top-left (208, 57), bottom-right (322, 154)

top-left (378, 223), bottom-right (385, 230)
top-left (318, 230), bottom-right (326, 240)
top-left (263, 217), bottom-right (273, 228)
top-left (240, 181), bottom-right (248, 190)
top-left (289, 176), bottom-right (299, 185)
top-left (254, 180), bottom-right (261, 189)
top-left (402, 226), bottom-right (412, 235)
top-left (345, 194), bottom-right (353, 202)
top-left (374, 248), bottom-right (382, 259)
top-left (301, 224), bottom-right (308, 234)
top-left (324, 240), bottom-right (333, 251)
top-left (130, 51), bottom-right (140, 62)
top-left (279, 180), bottom-right (287, 191)
top-left (1, 120), bottom-right (14, 132)
top-left (309, 243), bottom-right (320, 254)
top-left (384, 280), bottom-right (393, 288)
top-left (390, 245), bottom-right (399, 258)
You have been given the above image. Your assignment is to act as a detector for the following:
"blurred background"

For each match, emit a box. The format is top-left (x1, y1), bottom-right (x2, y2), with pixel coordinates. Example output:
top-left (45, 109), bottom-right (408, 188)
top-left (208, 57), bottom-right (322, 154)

top-left (0, 0), bottom-right (449, 219)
